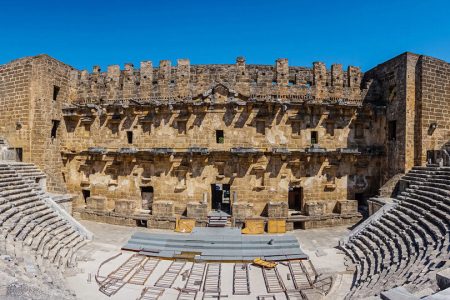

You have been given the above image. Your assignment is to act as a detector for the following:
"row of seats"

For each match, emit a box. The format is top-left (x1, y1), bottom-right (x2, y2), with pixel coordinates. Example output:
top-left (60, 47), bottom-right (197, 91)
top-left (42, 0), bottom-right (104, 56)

top-left (342, 165), bottom-right (450, 299)
top-left (0, 162), bottom-right (87, 269)
top-left (7, 162), bottom-right (47, 182)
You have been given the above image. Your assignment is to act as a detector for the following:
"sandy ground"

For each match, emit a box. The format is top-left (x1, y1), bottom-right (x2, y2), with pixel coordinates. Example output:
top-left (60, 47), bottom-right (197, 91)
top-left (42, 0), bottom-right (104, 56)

top-left (64, 220), bottom-right (352, 300)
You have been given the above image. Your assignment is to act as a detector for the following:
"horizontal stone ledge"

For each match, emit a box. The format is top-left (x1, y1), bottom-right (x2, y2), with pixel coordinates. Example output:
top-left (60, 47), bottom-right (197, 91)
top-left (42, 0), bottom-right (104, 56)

top-left (288, 212), bottom-right (362, 222)
top-left (63, 97), bottom-right (363, 110)
top-left (61, 147), bottom-right (383, 157)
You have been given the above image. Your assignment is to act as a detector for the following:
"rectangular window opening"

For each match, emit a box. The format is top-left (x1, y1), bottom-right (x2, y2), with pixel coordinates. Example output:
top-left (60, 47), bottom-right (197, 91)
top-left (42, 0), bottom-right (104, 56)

top-left (15, 148), bottom-right (23, 162)
top-left (288, 187), bottom-right (303, 211)
top-left (217, 163), bottom-right (225, 176)
top-left (326, 122), bottom-right (335, 136)
top-left (53, 85), bottom-right (60, 101)
top-left (355, 123), bottom-right (364, 138)
top-left (177, 121), bottom-right (187, 135)
top-left (256, 120), bottom-right (265, 135)
top-left (388, 120), bottom-right (397, 141)
top-left (355, 193), bottom-right (365, 208)
top-left (292, 121), bottom-right (301, 136)
top-left (326, 173), bottom-right (335, 183)
top-left (51, 120), bottom-right (60, 139)
top-left (311, 131), bottom-right (318, 145)
top-left (216, 130), bottom-right (224, 144)
top-left (83, 124), bottom-right (91, 137)
top-left (126, 131), bottom-right (133, 144)
top-left (140, 186), bottom-right (153, 211)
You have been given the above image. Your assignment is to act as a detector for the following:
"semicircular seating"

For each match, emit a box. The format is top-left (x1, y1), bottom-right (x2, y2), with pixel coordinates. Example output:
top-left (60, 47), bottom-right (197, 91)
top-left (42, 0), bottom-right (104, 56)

top-left (342, 165), bottom-right (450, 299)
top-left (0, 162), bottom-right (88, 270)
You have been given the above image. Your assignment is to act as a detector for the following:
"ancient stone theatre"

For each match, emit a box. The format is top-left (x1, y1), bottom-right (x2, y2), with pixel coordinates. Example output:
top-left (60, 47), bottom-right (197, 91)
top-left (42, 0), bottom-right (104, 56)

top-left (0, 52), bottom-right (449, 231)
top-left (1, 51), bottom-right (450, 299)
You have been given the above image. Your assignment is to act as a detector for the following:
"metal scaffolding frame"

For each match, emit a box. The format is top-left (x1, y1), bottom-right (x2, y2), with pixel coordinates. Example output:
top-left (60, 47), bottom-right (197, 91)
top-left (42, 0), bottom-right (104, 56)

top-left (155, 260), bottom-right (186, 288)
top-left (137, 286), bottom-right (165, 300)
top-left (98, 277), bottom-right (126, 297)
top-left (128, 257), bottom-right (160, 285)
top-left (262, 266), bottom-right (286, 293)
top-left (288, 260), bottom-right (313, 290)
top-left (203, 263), bottom-right (221, 293)
top-left (233, 263), bottom-right (250, 295)
top-left (184, 262), bottom-right (206, 291)
top-left (108, 254), bottom-right (146, 280)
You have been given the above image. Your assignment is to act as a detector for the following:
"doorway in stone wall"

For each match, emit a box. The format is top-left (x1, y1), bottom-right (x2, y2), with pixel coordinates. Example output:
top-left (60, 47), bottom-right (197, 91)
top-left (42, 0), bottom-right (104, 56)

top-left (140, 186), bottom-right (154, 211)
top-left (355, 192), bottom-right (368, 218)
top-left (15, 148), bottom-right (23, 162)
top-left (288, 187), bottom-right (303, 212)
top-left (82, 189), bottom-right (90, 204)
top-left (211, 184), bottom-right (231, 214)
top-left (355, 192), bottom-right (365, 208)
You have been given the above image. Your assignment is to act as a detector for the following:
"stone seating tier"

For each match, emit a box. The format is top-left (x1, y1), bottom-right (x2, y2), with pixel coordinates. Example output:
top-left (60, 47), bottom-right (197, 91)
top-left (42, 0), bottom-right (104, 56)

top-left (342, 165), bottom-right (450, 298)
top-left (0, 162), bottom-right (88, 271)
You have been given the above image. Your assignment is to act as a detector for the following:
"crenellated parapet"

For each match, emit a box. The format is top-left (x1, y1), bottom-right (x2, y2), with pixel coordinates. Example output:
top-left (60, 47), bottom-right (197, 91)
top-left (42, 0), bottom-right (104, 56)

top-left (69, 58), bottom-right (364, 105)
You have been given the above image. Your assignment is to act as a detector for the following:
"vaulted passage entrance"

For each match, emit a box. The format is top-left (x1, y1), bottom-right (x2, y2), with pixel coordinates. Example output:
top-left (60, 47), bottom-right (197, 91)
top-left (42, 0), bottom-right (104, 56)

top-left (140, 186), bottom-right (154, 211)
top-left (82, 189), bottom-right (90, 204)
top-left (211, 184), bottom-right (231, 214)
top-left (288, 187), bottom-right (303, 211)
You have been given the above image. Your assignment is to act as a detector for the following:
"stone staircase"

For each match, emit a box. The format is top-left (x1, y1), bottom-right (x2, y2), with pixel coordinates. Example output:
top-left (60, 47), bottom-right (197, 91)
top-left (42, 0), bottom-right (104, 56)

top-left (341, 165), bottom-right (450, 299)
top-left (0, 162), bottom-right (89, 270)
top-left (207, 210), bottom-right (231, 227)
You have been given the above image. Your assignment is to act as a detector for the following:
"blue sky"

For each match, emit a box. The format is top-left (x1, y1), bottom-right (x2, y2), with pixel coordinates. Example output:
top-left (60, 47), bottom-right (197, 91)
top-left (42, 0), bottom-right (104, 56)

top-left (1, 0), bottom-right (449, 71)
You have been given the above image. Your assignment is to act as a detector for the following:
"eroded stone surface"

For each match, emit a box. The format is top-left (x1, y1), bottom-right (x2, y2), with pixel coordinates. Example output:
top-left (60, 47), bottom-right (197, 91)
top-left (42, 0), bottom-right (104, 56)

top-left (0, 52), bottom-right (449, 231)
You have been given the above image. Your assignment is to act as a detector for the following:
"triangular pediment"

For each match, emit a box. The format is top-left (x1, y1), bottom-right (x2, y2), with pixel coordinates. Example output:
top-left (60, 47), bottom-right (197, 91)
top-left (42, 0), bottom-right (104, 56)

top-left (193, 82), bottom-right (247, 104)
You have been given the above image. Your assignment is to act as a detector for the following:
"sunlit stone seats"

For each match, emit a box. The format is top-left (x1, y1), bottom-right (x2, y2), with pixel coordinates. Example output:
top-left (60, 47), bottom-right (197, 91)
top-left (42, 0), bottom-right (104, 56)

top-left (342, 165), bottom-right (450, 298)
top-left (0, 163), bottom-right (88, 270)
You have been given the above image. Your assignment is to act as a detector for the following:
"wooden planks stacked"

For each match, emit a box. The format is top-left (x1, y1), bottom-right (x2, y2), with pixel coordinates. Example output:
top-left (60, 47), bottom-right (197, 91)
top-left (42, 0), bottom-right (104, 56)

top-left (233, 263), bottom-right (250, 295)
top-left (262, 266), bottom-right (286, 293)
top-left (155, 261), bottom-right (186, 288)
top-left (128, 257), bottom-right (160, 285)
top-left (203, 263), bottom-right (221, 293)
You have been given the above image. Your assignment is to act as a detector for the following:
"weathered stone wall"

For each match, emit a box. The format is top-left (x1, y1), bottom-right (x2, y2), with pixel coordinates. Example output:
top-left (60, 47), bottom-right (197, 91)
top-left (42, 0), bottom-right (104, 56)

top-left (70, 58), bottom-right (362, 104)
top-left (5, 52), bottom-right (449, 229)
top-left (58, 56), bottom-right (384, 222)
top-left (363, 52), bottom-right (450, 179)
top-left (61, 105), bottom-right (381, 151)
top-left (418, 56), bottom-right (450, 163)
top-left (64, 151), bottom-right (380, 217)
top-left (0, 57), bottom-right (33, 160)
top-left (0, 55), bottom-right (73, 192)
top-left (363, 54), bottom-right (410, 181)
top-left (61, 95), bottom-right (383, 217)
top-left (29, 56), bottom-right (74, 192)
top-left (57, 57), bottom-right (386, 227)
